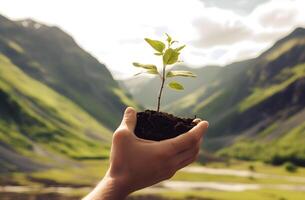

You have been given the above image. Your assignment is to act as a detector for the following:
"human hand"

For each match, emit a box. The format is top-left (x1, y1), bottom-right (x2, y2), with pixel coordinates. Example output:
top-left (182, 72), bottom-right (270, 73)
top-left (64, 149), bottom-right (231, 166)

top-left (83, 107), bottom-right (209, 200)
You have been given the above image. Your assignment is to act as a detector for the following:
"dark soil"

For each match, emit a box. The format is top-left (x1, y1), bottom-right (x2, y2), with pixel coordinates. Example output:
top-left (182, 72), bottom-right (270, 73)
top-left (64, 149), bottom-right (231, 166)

top-left (134, 110), bottom-right (196, 141)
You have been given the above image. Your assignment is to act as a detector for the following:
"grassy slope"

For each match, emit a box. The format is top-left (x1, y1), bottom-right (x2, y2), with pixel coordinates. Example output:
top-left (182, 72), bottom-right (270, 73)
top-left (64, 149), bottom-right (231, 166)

top-left (216, 49), bottom-right (305, 165)
top-left (0, 15), bottom-right (139, 129)
top-left (218, 120), bottom-right (305, 165)
top-left (0, 53), bottom-right (112, 171)
top-left (134, 28), bottom-right (305, 168)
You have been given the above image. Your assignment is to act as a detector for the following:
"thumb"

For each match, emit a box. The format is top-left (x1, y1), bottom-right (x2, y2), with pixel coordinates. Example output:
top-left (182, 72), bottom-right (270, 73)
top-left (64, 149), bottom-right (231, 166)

top-left (168, 121), bottom-right (209, 153)
top-left (119, 107), bottom-right (137, 131)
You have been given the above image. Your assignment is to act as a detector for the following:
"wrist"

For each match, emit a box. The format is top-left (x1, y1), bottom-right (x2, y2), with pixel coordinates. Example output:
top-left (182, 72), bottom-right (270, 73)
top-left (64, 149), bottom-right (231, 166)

top-left (83, 172), bottom-right (129, 200)
top-left (103, 173), bottom-right (130, 199)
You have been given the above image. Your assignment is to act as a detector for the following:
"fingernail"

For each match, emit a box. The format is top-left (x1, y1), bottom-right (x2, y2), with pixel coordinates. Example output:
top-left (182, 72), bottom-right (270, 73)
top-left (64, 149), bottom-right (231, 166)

top-left (125, 107), bottom-right (135, 115)
top-left (202, 121), bottom-right (209, 128)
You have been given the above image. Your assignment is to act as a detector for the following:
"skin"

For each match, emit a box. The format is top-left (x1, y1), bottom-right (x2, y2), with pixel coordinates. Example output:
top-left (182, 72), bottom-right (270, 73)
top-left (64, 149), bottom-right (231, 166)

top-left (83, 107), bottom-right (209, 200)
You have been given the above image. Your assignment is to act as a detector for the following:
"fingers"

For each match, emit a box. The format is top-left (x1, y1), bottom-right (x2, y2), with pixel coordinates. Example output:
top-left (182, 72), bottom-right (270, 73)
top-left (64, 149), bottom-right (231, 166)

top-left (119, 107), bottom-right (137, 132)
top-left (167, 121), bottom-right (209, 153)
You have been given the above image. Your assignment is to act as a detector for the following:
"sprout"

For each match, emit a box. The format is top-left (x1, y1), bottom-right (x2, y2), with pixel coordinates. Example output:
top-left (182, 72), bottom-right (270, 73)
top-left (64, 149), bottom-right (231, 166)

top-left (132, 33), bottom-right (196, 112)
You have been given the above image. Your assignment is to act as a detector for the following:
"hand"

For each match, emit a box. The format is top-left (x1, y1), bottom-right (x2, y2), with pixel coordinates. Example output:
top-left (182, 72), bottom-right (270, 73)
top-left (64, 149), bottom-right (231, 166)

top-left (83, 107), bottom-right (209, 200)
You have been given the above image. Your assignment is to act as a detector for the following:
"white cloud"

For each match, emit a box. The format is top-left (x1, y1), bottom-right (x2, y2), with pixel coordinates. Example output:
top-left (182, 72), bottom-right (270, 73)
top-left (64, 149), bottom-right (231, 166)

top-left (252, 0), bottom-right (305, 28)
top-left (188, 0), bottom-right (305, 66)
top-left (200, 0), bottom-right (270, 15)
top-left (192, 8), bottom-right (253, 47)
top-left (0, 0), bottom-right (304, 79)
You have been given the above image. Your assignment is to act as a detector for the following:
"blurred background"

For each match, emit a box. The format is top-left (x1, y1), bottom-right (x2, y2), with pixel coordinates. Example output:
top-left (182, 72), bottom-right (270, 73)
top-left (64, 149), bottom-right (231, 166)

top-left (0, 0), bottom-right (304, 199)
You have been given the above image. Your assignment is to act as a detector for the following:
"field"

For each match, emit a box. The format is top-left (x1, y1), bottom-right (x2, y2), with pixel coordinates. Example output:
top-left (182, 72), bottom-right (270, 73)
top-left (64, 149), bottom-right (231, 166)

top-left (1, 159), bottom-right (305, 200)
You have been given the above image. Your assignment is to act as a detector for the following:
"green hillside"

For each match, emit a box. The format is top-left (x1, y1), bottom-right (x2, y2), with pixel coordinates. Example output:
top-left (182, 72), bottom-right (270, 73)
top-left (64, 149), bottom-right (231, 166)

top-left (0, 52), bottom-right (113, 172)
top-left (177, 28), bottom-right (305, 165)
top-left (0, 14), bottom-right (141, 173)
top-left (0, 15), bottom-right (139, 129)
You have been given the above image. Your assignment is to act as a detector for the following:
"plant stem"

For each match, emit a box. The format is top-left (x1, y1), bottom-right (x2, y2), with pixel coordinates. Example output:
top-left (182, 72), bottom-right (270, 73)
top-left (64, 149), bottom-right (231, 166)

top-left (157, 63), bottom-right (166, 112)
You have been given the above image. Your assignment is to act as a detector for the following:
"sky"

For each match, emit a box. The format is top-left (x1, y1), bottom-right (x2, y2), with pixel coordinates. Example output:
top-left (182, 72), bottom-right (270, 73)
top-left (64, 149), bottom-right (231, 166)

top-left (0, 0), bottom-right (304, 79)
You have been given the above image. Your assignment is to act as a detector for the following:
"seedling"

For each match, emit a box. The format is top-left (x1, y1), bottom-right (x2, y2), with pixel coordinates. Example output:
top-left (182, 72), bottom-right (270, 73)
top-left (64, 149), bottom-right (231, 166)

top-left (132, 33), bottom-right (199, 141)
top-left (132, 33), bottom-right (196, 112)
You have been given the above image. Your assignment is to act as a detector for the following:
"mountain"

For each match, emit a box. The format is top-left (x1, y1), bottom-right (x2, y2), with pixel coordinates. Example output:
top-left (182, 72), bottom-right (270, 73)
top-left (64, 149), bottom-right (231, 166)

top-left (0, 14), bottom-right (139, 172)
top-left (0, 15), bottom-right (139, 129)
top-left (124, 27), bottom-right (305, 166)
top-left (0, 53), bottom-right (112, 172)
top-left (214, 28), bottom-right (305, 166)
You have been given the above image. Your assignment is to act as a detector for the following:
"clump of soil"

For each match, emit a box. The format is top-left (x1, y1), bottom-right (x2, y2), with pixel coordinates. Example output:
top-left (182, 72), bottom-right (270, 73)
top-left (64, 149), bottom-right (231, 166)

top-left (134, 110), bottom-right (196, 141)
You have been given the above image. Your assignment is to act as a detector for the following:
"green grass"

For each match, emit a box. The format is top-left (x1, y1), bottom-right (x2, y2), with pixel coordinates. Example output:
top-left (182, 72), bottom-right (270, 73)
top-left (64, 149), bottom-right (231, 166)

top-left (0, 159), bottom-right (109, 188)
top-left (134, 161), bottom-right (305, 199)
top-left (15, 161), bottom-right (305, 186)
top-left (217, 62), bottom-right (305, 165)
top-left (258, 122), bottom-right (279, 139)
top-left (206, 161), bottom-right (305, 177)
top-left (239, 64), bottom-right (305, 112)
top-left (0, 124), bottom-right (34, 156)
top-left (29, 160), bottom-right (109, 186)
top-left (145, 189), bottom-right (305, 200)
top-left (0, 53), bottom-right (113, 167)
top-left (6, 39), bottom-right (24, 54)
top-left (239, 63), bottom-right (305, 112)
top-left (3, 160), bottom-right (305, 200)
top-left (0, 54), bottom-right (111, 135)
top-left (265, 38), bottom-right (305, 61)
top-left (172, 172), bottom-right (303, 185)
top-left (217, 120), bottom-right (305, 166)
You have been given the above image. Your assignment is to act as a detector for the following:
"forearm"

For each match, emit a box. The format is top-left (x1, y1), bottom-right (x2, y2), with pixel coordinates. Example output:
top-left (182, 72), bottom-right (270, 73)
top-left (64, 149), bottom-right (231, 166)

top-left (83, 173), bottom-right (128, 200)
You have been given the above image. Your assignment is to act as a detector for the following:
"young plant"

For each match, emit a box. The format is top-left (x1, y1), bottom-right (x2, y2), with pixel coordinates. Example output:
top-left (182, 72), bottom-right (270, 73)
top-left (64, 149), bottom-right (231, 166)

top-left (132, 33), bottom-right (196, 112)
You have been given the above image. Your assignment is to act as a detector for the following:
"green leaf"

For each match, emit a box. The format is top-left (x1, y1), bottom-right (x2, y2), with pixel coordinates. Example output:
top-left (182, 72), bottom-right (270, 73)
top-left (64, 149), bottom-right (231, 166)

top-left (163, 48), bottom-right (180, 65)
top-left (132, 62), bottom-right (157, 70)
top-left (165, 33), bottom-right (172, 44)
top-left (168, 81), bottom-right (184, 90)
top-left (144, 38), bottom-right (165, 53)
top-left (146, 68), bottom-right (159, 75)
top-left (170, 40), bottom-right (178, 45)
top-left (154, 52), bottom-right (163, 56)
top-left (166, 70), bottom-right (196, 78)
top-left (133, 68), bottom-right (159, 76)
top-left (175, 45), bottom-right (186, 52)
